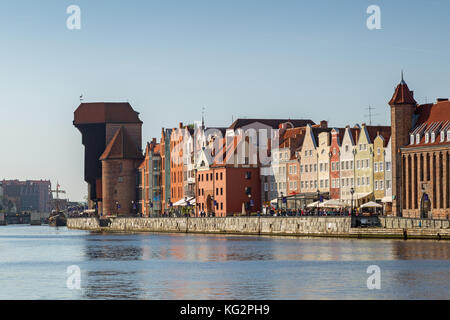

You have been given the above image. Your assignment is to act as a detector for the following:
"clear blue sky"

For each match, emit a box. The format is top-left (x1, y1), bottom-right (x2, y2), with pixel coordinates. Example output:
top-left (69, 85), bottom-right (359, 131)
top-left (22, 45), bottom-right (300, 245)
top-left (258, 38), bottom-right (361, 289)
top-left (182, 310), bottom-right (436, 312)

top-left (1, 0), bottom-right (449, 201)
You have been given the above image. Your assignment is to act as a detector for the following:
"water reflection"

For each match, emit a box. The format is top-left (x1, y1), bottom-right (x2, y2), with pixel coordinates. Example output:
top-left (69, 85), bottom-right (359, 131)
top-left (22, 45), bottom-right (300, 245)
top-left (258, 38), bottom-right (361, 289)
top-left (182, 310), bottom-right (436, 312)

top-left (1, 226), bottom-right (450, 300)
top-left (390, 240), bottom-right (450, 260)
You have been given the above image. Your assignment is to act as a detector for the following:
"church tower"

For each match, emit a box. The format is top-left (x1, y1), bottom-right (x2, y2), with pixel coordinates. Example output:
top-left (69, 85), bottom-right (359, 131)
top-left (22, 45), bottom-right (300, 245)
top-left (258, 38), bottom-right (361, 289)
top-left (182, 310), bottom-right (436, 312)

top-left (388, 73), bottom-right (417, 216)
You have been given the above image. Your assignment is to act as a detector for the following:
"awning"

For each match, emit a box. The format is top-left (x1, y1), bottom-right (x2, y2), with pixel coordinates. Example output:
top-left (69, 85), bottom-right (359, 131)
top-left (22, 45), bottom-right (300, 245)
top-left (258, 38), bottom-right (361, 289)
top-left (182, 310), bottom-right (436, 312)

top-left (270, 198), bottom-right (278, 204)
top-left (355, 192), bottom-right (372, 200)
top-left (320, 199), bottom-right (347, 208)
top-left (381, 196), bottom-right (392, 203)
top-left (173, 197), bottom-right (196, 207)
top-left (360, 201), bottom-right (382, 208)
top-left (307, 201), bottom-right (320, 208)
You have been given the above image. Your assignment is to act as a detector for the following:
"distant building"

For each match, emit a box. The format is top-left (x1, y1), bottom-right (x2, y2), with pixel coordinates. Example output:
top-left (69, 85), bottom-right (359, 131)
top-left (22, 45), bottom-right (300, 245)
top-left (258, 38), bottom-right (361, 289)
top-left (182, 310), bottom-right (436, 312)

top-left (1, 180), bottom-right (52, 213)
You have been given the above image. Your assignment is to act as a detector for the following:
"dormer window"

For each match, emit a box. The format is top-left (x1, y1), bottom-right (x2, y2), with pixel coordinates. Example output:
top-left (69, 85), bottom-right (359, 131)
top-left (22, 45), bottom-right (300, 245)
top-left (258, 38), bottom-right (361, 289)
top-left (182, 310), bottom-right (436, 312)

top-left (416, 134), bottom-right (420, 144)
top-left (425, 133), bottom-right (429, 143)
top-left (431, 132), bottom-right (435, 143)
top-left (447, 130), bottom-right (450, 141)
top-left (410, 135), bottom-right (414, 145)
top-left (441, 131), bottom-right (445, 142)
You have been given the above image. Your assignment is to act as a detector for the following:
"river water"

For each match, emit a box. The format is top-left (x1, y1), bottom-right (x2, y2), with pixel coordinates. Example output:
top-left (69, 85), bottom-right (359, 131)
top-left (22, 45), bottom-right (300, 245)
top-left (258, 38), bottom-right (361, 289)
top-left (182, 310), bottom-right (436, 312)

top-left (0, 225), bottom-right (449, 300)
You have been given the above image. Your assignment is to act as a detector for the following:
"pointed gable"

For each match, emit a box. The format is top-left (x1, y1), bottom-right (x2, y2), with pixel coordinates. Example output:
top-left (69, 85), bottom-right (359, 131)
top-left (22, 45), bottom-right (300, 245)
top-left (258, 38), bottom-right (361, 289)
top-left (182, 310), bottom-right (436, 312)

top-left (100, 126), bottom-right (143, 160)
top-left (389, 77), bottom-right (417, 105)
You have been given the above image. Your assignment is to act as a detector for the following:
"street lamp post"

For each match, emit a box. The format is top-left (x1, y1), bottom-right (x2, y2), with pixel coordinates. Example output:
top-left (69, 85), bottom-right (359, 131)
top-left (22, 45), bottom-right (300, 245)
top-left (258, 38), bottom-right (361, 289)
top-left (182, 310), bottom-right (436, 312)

top-left (350, 187), bottom-right (354, 216)
top-left (317, 189), bottom-right (320, 216)
top-left (280, 192), bottom-right (283, 212)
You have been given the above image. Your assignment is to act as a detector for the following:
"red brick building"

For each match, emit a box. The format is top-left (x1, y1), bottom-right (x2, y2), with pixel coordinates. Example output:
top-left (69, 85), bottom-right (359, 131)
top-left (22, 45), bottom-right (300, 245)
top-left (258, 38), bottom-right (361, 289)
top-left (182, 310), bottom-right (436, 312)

top-left (196, 136), bottom-right (261, 216)
top-left (100, 126), bottom-right (143, 215)
top-left (389, 75), bottom-right (450, 218)
top-left (74, 102), bottom-right (143, 215)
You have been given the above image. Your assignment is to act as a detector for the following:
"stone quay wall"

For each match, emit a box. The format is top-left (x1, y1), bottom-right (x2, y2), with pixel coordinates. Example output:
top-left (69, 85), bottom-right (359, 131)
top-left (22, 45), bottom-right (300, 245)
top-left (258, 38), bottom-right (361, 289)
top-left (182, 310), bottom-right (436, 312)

top-left (67, 216), bottom-right (450, 240)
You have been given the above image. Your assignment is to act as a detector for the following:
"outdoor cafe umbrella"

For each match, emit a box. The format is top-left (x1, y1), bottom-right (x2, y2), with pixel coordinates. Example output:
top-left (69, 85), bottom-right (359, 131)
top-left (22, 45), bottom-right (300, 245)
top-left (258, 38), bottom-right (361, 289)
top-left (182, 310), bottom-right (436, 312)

top-left (360, 201), bottom-right (382, 209)
top-left (320, 199), bottom-right (346, 208)
top-left (307, 201), bottom-right (320, 208)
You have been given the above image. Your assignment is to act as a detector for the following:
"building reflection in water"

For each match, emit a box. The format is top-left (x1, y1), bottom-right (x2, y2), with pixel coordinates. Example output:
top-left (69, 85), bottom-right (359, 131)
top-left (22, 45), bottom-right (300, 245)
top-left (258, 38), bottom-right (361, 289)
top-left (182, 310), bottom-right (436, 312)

top-left (390, 240), bottom-right (450, 260)
top-left (82, 235), bottom-right (145, 299)
top-left (77, 232), bottom-right (450, 299)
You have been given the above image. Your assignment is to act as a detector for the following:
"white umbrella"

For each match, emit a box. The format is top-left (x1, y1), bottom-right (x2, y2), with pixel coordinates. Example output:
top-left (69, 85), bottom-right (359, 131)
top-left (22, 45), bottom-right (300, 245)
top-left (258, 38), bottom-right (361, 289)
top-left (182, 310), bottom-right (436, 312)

top-left (307, 201), bottom-right (320, 208)
top-left (320, 199), bottom-right (346, 208)
top-left (360, 201), bottom-right (382, 208)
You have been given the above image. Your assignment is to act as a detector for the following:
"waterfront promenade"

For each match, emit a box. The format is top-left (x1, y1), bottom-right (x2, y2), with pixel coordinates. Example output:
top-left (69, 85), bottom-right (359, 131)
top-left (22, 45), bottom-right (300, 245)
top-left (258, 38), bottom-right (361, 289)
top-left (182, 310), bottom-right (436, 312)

top-left (67, 216), bottom-right (450, 240)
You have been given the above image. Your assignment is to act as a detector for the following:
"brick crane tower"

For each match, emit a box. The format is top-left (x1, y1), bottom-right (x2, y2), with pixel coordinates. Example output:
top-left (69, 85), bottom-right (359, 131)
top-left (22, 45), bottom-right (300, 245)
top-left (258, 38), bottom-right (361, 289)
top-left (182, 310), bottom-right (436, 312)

top-left (74, 102), bottom-right (143, 215)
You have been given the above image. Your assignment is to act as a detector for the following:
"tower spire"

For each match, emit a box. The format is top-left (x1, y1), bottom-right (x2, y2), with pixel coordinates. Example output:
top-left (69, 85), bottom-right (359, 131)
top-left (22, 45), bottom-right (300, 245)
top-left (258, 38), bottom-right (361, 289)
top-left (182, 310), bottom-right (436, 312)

top-left (401, 70), bottom-right (405, 84)
top-left (201, 106), bottom-right (205, 129)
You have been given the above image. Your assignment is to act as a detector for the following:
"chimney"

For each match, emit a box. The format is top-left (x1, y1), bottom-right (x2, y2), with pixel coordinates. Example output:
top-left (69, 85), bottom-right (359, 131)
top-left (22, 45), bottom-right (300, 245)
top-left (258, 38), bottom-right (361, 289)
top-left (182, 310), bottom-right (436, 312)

top-left (320, 120), bottom-right (328, 128)
top-left (362, 123), bottom-right (366, 127)
top-left (179, 122), bottom-right (183, 129)
top-left (152, 138), bottom-right (156, 144)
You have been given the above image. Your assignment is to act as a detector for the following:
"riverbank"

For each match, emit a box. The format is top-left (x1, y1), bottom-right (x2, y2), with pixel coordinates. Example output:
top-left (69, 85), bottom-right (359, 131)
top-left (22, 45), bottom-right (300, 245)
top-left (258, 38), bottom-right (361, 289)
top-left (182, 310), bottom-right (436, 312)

top-left (67, 216), bottom-right (450, 240)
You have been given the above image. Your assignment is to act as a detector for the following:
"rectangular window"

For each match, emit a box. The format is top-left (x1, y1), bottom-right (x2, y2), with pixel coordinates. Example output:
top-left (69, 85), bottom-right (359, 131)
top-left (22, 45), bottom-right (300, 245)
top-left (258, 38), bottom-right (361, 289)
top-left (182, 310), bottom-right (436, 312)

top-left (264, 183), bottom-right (268, 192)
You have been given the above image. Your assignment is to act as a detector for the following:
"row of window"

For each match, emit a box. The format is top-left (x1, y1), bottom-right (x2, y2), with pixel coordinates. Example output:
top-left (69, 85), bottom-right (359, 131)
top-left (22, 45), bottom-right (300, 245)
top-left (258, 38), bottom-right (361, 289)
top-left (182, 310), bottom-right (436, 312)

top-left (410, 130), bottom-right (450, 145)
top-left (198, 187), bottom-right (224, 196)
top-left (198, 172), bottom-right (224, 182)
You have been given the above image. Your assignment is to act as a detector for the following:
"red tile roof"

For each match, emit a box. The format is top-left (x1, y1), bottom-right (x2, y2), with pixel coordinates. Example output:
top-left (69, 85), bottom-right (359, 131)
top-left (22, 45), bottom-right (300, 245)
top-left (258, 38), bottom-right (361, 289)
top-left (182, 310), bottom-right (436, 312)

top-left (405, 100), bottom-right (450, 148)
top-left (229, 118), bottom-right (315, 130)
top-left (389, 81), bottom-right (417, 105)
top-left (364, 125), bottom-right (391, 144)
top-left (100, 127), bottom-right (143, 160)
